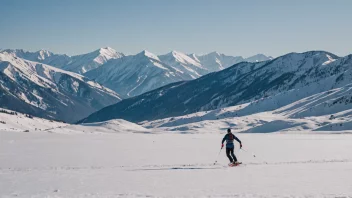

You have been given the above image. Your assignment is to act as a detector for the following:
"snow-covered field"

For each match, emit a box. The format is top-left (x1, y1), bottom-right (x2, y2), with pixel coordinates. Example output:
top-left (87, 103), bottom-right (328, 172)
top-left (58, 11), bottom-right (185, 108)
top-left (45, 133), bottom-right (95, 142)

top-left (1, 130), bottom-right (352, 198)
top-left (0, 109), bottom-right (67, 132)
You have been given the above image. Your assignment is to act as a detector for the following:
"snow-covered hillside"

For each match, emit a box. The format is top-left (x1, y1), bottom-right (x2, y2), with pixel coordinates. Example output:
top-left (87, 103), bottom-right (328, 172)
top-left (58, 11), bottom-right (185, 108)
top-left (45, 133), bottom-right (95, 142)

top-left (85, 50), bottom-right (193, 97)
top-left (0, 107), bottom-right (150, 134)
top-left (80, 51), bottom-right (352, 124)
top-left (0, 52), bottom-right (121, 123)
top-left (141, 83), bottom-right (352, 133)
top-left (0, 108), bottom-right (66, 132)
top-left (86, 50), bottom-right (272, 98)
top-left (159, 51), bottom-right (209, 79)
top-left (47, 119), bottom-right (150, 134)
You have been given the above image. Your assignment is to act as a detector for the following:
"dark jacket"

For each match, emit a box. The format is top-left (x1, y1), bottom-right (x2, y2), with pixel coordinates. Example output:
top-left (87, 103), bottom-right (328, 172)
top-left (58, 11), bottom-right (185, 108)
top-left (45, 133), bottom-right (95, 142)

top-left (222, 133), bottom-right (241, 148)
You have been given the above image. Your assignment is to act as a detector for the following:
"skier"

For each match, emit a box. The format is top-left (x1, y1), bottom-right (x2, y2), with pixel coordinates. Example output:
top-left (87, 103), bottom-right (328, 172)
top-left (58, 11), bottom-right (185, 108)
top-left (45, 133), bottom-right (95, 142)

top-left (221, 128), bottom-right (242, 165)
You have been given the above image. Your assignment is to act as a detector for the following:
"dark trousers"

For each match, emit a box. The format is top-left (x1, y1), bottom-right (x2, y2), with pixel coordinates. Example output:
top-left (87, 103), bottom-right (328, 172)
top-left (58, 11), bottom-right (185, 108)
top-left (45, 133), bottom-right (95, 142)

top-left (226, 147), bottom-right (237, 163)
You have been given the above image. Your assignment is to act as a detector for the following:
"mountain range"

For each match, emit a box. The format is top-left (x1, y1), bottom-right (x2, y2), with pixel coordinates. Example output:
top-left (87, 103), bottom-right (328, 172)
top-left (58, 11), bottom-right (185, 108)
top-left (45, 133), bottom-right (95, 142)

top-left (2, 47), bottom-right (125, 74)
top-left (2, 46), bottom-right (352, 132)
top-left (80, 51), bottom-right (352, 124)
top-left (1, 48), bottom-right (272, 98)
top-left (0, 47), bottom-right (272, 122)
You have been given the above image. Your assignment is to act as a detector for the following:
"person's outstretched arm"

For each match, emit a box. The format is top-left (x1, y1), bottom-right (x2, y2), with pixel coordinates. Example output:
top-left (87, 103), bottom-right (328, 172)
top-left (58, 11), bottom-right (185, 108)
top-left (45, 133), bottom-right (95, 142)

top-left (221, 134), bottom-right (227, 148)
top-left (234, 135), bottom-right (243, 148)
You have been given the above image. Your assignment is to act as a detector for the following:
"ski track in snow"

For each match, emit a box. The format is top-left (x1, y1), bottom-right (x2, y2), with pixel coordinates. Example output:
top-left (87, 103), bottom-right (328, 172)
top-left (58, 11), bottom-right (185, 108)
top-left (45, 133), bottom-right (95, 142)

top-left (3, 193), bottom-right (349, 198)
top-left (2, 159), bottom-right (350, 174)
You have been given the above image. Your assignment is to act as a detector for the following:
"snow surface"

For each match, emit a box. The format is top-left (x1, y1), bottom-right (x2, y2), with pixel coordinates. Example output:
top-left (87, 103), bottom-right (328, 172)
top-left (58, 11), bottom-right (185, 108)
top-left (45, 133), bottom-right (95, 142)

top-left (1, 130), bottom-right (352, 197)
top-left (48, 119), bottom-right (151, 134)
top-left (1, 108), bottom-right (352, 197)
top-left (0, 108), bottom-right (66, 132)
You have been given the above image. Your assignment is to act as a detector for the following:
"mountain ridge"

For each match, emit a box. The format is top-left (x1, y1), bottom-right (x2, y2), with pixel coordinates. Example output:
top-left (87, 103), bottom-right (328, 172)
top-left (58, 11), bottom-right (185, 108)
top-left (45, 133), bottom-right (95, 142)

top-left (79, 50), bottom-right (352, 124)
top-left (1, 47), bottom-right (273, 98)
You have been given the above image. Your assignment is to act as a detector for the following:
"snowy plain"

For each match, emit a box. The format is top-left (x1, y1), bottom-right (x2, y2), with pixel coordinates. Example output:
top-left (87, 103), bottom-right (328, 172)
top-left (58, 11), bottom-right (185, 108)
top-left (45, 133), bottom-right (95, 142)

top-left (1, 128), bottom-right (352, 197)
top-left (1, 106), bottom-right (352, 197)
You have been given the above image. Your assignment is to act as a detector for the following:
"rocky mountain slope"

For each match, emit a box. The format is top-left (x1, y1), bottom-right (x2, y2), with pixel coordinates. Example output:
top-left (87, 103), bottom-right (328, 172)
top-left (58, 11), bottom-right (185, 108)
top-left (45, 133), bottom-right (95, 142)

top-left (80, 51), bottom-right (352, 123)
top-left (0, 52), bottom-right (121, 123)
top-left (85, 50), bottom-right (192, 97)
top-left (86, 50), bottom-right (272, 97)
top-left (141, 82), bottom-right (352, 133)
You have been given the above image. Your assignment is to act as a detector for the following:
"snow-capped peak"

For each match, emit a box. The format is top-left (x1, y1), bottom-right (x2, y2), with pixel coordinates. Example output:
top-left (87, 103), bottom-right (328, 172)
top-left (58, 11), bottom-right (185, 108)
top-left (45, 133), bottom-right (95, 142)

top-left (166, 50), bottom-right (202, 67)
top-left (98, 47), bottom-right (121, 57)
top-left (95, 47), bottom-right (124, 59)
top-left (208, 51), bottom-right (222, 57)
top-left (101, 46), bottom-right (114, 51)
top-left (0, 49), bottom-right (62, 63)
top-left (37, 50), bottom-right (53, 60)
top-left (169, 50), bottom-right (189, 57)
top-left (137, 50), bottom-right (160, 61)
top-left (63, 47), bottom-right (125, 74)
top-left (170, 50), bottom-right (183, 55)
top-left (245, 54), bottom-right (273, 62)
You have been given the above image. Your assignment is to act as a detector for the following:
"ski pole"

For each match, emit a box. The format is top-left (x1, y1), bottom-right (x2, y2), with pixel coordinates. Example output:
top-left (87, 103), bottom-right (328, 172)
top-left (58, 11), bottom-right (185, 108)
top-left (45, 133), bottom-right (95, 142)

top-left (241, 148), bottom-right (268, 164)
top-left (241, 148), bottom-right (256, 158)
top-left (213, 147), bottom-right (223, 165)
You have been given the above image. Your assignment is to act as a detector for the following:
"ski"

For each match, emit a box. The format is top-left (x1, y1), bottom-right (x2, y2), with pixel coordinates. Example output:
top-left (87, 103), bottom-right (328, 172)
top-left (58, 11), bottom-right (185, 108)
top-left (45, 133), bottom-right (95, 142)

top-left (228, 162), bottom-right (242, 167)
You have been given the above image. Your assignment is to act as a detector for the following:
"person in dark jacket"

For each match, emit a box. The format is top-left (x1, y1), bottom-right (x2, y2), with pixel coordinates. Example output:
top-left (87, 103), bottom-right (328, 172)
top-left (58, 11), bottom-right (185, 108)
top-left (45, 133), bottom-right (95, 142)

top-left (222, 128), bottom-right (242, 164)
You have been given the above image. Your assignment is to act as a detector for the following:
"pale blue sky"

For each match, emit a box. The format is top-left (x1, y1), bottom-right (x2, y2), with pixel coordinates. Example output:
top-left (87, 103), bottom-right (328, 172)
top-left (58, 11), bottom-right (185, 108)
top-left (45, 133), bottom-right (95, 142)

top-left (1, 0), bottom-right (351, 57)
